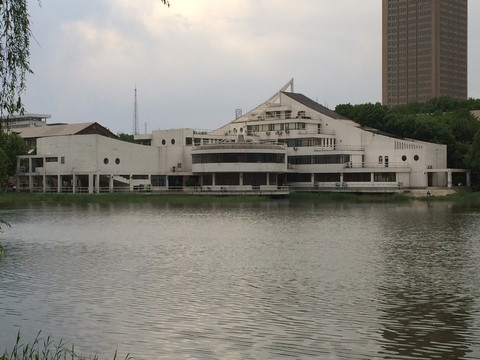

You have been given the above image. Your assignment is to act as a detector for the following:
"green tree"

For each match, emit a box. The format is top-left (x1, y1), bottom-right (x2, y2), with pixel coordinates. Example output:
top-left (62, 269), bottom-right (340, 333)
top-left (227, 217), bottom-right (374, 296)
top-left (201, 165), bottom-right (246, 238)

top-left (118, 133), bottom-right (135, 143)
top-left (0, 0), bottom-right (33, 121)
top-left (0, 130), bottom-right (27, 188)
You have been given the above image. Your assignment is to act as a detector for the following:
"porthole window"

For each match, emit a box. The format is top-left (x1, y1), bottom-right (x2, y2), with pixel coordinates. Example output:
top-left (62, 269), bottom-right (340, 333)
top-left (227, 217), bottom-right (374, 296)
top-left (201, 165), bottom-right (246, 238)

top-left (402, 155), bottom-right (407, 161)
top-left (171, 139), bottom-right (175, 145)
top-left (414, 155), bottom-right (419, 161)
top-left (104, 158), bottom-right (109, 164)
top-left (115, 158), bottom-right (120, 164)
top-left (162, 139), bottom-right (166, 145)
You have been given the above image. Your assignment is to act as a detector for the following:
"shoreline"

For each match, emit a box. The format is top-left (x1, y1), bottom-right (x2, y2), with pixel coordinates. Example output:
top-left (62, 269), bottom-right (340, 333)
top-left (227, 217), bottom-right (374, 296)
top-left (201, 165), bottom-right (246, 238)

top-left (0, 190), bottom-right (477, 205)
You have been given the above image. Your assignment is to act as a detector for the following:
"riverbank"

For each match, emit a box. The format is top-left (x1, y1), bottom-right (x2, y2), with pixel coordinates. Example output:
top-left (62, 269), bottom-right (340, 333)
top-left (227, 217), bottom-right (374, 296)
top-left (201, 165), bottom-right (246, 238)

top-left (1, 190), bottom-right (478, 206)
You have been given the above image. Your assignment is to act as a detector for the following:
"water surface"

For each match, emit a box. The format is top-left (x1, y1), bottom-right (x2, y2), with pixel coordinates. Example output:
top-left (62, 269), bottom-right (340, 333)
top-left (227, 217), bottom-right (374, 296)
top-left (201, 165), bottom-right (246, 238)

top-left (1, 200), bottom-right (479, 359)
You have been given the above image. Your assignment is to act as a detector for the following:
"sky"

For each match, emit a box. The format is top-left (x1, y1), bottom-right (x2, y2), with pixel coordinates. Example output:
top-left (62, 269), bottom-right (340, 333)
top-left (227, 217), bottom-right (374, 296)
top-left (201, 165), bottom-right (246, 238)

top-left (23, 0), bottom-right (480, 134)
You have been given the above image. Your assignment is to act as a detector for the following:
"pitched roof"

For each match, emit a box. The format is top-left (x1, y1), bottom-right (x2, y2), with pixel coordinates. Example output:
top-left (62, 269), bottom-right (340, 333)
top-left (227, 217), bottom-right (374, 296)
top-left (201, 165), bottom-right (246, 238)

top-left (13, 122), bottom-right (117, 139)
top-left (282, 92), bottom-right (350, 120)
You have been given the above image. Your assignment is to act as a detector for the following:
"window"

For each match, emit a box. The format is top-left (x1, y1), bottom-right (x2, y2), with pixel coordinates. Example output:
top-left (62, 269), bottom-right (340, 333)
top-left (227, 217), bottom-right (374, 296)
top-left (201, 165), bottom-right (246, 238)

top-left (115, 158), bottom-right (120, 164)
top-left (378, 156), bottom-right (383, 164)
top-left (402, 155), bottom-right (407, 161)
top-left (344, 173), bottom-right (371, 182)
top-left (162, 139), bottom-right (166, 145)
top-left (171, 139), bottom-right (175, 145)
top-left (104, 158), bottom-right (109, 164)
top-left (374, 173), bottom-right (396, 182)
top-left (151, 175), bottom-right (166, 187)
top-left (46, 157), bottom-right (58, 163)
top-left (414, 155), bottom-right (419, 161)
top-left (132, 175), bottom-right (149, 180)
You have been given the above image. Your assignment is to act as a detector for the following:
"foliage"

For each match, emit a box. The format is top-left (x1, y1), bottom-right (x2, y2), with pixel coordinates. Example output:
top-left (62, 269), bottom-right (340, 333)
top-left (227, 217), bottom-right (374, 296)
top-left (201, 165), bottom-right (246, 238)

top-left (0, 0), bottom-right (33, 119)
top-left (335, 95), bottom-right (480, 183)
top-left (0, 128), bottom-right (27, 189)
top-left (0, 331), bottom-right (131, 360)
top-left (117, 133), bottom-right (135, 143)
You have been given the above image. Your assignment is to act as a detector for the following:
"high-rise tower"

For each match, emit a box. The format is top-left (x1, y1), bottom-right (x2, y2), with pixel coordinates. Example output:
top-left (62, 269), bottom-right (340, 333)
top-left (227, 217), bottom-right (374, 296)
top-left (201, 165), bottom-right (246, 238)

top-left (382, 0), bottom-right (467, 106)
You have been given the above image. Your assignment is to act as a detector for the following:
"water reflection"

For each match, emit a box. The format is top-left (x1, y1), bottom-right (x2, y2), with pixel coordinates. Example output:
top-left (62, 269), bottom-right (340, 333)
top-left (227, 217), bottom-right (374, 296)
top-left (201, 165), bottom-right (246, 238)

top-left (0, 200), bottom-right (479, 359)
top-left (377, 203), bottom-right (480, 359)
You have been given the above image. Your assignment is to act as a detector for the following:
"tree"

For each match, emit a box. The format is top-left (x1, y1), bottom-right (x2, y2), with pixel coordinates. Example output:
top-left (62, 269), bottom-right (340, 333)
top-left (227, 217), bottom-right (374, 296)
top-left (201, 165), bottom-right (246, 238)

top-left (0, 130), bottom-right (27, 188)
top-left (118, 133), bottom-right (135, 143)
top-left (0, 0), bottom-right (33, 122)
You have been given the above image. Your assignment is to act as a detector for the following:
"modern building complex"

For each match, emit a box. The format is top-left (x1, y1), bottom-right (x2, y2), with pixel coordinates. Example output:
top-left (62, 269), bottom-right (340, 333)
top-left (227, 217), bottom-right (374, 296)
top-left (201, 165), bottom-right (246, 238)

top-left (382, 0), bottom-right (468, 106)
top-left (16, 80), bottom-right (468, 195)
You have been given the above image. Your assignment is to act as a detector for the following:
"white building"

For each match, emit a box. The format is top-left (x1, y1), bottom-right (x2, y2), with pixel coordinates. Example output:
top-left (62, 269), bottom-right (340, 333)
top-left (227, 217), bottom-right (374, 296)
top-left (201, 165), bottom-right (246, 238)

top-left (2, 113), bottom-right (50, 130)
top-left (17, 80), bottom-right (467, 194)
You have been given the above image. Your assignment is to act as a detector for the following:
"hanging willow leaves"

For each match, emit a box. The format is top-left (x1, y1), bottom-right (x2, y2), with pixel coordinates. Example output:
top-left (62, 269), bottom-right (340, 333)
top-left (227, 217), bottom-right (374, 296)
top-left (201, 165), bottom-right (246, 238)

top-left (0, 0), bottom-right (33, 120)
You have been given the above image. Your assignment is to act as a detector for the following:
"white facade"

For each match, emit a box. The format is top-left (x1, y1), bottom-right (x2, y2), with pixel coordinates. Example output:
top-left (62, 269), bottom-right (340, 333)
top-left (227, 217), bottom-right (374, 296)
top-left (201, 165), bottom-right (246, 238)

top-left (17, 81), bottom-right (459, 194)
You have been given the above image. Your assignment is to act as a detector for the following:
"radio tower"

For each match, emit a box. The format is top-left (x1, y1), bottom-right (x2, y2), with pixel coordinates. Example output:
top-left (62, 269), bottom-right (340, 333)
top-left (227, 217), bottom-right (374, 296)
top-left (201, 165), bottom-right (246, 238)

top-left (132, 86), bottom-right (139, 135)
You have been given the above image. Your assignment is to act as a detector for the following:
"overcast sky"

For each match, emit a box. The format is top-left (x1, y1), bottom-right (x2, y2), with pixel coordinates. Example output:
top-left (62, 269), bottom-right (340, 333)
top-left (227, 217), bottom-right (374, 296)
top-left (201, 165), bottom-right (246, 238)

top-left (23, 0), bottom-right (480, 134)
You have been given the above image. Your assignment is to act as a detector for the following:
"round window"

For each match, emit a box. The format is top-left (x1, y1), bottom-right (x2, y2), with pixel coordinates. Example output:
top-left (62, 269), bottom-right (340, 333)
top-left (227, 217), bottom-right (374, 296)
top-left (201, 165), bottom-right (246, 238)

top-left (402, 155), bottom-right (407, 161)
top-left (171, 139), bottom-right (175, 145)
top-left (104, 158), bottom-right (109, 164)
top-left (115, 158), bottom-right (120, 164)
top-left (162, 139), bottom-right (166, 145)
top-left (414, 155), bottom-right (419, 161)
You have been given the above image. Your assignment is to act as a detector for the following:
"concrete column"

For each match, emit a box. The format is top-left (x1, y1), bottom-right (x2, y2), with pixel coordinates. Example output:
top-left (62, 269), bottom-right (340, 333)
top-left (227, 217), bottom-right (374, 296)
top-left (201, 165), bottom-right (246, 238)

top-left (58, 175), bottom-right (62, 193)
top-left (212, 173), bottom-right (216, 186)
top-left (266, 173), bottom-right (270, 186)
top-left (239, 173), bottom-right (243, 186)
top-left (311, 173), bottom-right (315, 187)
top-left (42, 174), bottom-right (46, 194)
top-left (447, 170), bottom-right (452, 189)
top-left (467, 172), bottom-right (471, 187)
top-left (109, 175), bottom-right (114, 193)
top-left (72, 175), bottom-right (77, 194)
top-left (96, 174), bottom-right (100, 194)
top-left (88, 174), bottom-right (94, 194)
top-left (371, 173), bottom-right (374, 183)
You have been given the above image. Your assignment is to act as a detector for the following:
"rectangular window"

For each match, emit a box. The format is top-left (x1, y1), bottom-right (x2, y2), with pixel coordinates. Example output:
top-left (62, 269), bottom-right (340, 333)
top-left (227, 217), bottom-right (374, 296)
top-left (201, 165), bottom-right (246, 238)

top-left (315, 173), bottom-right (341, 182)
top-left (151, 175), bottom-right (166, 187)
top-left (45, 157), bottom-right (58, 162)
top-left (374, 173), bottom-right (396, 182)
top-left (344, 173), bottom-right (371, 182)
top-left (132, 175), bottom-right (149, 180)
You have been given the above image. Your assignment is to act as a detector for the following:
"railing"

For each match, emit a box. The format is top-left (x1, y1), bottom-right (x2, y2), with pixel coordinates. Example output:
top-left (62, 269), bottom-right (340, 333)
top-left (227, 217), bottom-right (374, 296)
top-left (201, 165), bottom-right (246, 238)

top-left (345, 162), bottom-right (411, 169)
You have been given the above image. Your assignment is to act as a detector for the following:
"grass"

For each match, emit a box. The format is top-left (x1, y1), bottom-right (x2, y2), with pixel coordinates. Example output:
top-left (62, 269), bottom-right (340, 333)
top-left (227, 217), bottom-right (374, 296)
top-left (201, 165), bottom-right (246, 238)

top-left (0, 332), bottom-right (131, 360)
top-left (0, 192), bottom-right (272, 206)
top-left (290, 191), bottom-right (411, 203)
top-left (2, 189), bottom-right (480, 207)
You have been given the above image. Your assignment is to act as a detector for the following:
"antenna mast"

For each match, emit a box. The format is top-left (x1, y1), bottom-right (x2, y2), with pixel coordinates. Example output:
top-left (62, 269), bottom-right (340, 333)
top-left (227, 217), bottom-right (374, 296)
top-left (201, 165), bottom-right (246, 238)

top-left (132, 86), bottom-right (139, 135)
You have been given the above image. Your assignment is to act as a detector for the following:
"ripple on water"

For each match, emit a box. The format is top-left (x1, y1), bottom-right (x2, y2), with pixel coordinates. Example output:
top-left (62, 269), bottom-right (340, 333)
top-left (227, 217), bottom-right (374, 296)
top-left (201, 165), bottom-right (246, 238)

top-left (0, 202), bottom-right (480, 359)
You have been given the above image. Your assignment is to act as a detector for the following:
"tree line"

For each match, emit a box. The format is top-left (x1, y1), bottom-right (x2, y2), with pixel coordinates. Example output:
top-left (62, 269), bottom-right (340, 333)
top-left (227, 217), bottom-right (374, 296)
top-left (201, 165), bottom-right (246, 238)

top-left (335, 96), bottom-right (480, 186)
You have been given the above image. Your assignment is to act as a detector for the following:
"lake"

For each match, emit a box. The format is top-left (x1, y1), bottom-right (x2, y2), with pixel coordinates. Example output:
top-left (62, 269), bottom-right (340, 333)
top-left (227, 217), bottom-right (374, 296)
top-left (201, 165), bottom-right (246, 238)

top-left (1, 199), bottom-right (480, 359)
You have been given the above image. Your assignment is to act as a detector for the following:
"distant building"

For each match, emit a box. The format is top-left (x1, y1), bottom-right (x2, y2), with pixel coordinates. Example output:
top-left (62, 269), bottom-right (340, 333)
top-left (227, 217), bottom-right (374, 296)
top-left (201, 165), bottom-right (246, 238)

top-left (13, 122), bottom-right (117, 149)
top-left (1, 114), bottom-right (51, 129)
top-left (382, 0), bottom-right (468, 106)
top-left (17, 80), bottom-right (468, 194)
